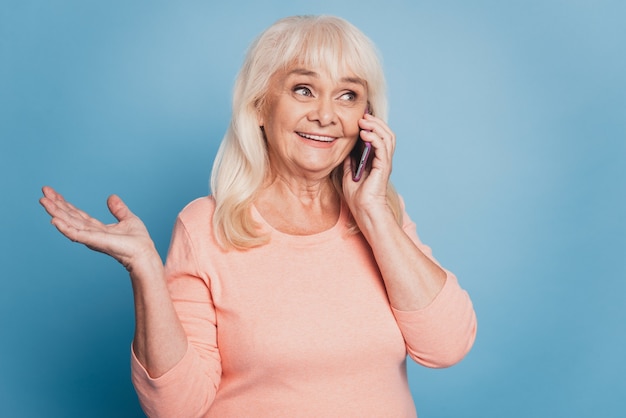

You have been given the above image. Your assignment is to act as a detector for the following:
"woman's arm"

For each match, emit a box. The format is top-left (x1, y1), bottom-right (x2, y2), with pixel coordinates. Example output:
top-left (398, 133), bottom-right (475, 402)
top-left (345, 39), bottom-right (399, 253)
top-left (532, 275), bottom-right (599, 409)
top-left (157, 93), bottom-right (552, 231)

top-left (353, 202), bottom-right (447, 310)
top-left (342, 117), bottom-right (476, 365)
top-left (39, 186), bottom-right (187, 377)
top-left (343, 115), bottom-right (476, 367)
top-left (342, 115), bottom-right (446, 310)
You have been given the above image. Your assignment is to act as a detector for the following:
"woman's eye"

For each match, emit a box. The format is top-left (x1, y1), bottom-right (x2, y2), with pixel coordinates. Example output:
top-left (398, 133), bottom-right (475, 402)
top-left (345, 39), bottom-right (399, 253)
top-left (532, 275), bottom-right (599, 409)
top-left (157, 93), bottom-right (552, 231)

top-left (340, 91), bottom-right (357, 101)
top-left (294, 86), bottom-right (312, 96)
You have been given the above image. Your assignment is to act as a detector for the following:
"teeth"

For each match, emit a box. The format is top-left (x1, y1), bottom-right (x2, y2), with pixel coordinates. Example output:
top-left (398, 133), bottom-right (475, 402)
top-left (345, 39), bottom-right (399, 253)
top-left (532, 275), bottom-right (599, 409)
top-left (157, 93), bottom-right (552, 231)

top-left (298, 132), bottom-right (335, 142)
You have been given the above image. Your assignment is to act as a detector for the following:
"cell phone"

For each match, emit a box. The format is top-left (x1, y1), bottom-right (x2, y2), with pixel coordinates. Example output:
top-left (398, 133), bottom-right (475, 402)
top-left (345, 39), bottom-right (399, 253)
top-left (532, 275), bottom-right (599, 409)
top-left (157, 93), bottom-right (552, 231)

top-left (351, 106), bottom-right (373, 182)
top-left (351, 138), bottom-right (372, 182)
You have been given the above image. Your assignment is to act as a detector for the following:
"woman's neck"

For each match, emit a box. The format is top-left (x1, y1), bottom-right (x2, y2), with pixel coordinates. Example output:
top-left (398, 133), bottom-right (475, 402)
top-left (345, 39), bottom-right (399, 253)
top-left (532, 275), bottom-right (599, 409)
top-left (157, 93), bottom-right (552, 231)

top-left (255, 173), bottom-right (341, 235)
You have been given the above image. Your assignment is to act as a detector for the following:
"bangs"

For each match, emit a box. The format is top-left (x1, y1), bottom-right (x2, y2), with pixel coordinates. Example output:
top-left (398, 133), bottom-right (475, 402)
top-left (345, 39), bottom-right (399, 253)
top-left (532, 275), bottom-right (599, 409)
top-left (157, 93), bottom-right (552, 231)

top-left (267, 16), bottom-right (380, 86)
top-left (214, 15), bottom-right (396, 249)
top-left (241, 15), bottom-right (387, 119)
top-left (287, 25), bottom-right (368, 82)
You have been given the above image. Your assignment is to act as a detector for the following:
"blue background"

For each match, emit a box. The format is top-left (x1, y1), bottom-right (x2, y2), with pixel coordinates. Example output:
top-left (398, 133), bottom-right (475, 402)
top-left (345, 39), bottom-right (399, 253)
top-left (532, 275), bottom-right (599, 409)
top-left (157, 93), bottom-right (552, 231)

top-left (2, 1), bottom-right (624, 417)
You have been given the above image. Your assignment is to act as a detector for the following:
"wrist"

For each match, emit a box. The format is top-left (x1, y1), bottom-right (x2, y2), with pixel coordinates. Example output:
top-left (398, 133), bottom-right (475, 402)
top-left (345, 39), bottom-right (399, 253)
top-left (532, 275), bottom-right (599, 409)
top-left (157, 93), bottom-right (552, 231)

top-left (353, 200), bottom-right (396, 236)
top-left (127, 246), bottom-right (163, 282)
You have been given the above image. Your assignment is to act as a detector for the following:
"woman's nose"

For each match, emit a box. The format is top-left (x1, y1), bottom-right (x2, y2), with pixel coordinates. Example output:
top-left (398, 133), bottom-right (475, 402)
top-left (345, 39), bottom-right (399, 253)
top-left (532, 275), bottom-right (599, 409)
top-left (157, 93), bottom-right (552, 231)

top-left (309, 98), bottom-right (337, 126)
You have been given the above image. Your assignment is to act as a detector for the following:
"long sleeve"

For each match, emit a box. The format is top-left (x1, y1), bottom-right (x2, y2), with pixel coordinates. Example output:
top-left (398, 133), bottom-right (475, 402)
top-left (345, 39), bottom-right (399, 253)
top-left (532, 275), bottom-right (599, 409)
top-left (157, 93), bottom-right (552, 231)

top-left (128, 196), bottom-right (474, 417)
top-left (131, 217), bottom-right (222, 417)
top-left (392, 208), bottom-right (477, 368)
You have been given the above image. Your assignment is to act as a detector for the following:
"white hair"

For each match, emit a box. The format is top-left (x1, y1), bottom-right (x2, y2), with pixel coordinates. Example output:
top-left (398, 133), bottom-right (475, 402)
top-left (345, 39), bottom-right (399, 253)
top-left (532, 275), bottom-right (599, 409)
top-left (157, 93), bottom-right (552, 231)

top-left (211, 15), bottom-right (400, 249)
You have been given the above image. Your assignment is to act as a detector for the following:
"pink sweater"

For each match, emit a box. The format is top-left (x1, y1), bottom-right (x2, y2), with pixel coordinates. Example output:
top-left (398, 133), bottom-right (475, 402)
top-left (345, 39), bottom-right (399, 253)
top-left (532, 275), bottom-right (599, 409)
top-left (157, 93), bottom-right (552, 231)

top-left (131, 196), bottom-right (476, 417)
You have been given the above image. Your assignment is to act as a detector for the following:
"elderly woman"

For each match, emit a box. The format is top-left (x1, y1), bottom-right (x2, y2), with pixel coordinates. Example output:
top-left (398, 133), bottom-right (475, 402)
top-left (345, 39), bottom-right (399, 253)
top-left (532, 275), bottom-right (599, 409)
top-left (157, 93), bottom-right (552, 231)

top-left (40, 15), bottom-right (476, 417)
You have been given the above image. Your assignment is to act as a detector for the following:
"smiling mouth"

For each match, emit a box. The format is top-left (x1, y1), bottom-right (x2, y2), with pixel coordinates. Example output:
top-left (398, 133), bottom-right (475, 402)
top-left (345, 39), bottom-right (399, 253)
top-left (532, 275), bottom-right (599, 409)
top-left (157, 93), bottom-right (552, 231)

top-left (297, 132), bottom-right (336, 143)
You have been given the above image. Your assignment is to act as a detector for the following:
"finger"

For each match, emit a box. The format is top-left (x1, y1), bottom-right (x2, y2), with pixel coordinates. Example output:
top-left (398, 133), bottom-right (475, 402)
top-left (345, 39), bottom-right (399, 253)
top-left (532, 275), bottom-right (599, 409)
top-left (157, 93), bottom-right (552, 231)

top-left (48, 212), bottom-right (97, 244)
top-left (40, 187), bottom-right (65, 213)
top-left (50, 207), bottom-right (105, 239)
top-left (41, 196), bottom-right (109, 244)
top-left (107, 195), bottom-right (135, 223)
top-left (359, 129), bottom-right (394, 162)
top-left (41, 185), bottom-right (69, 202)
top-left (371, 125), bottom-right (395, 153)
top-left (359, 118), bottom-right (395, 155)
top-left (42, 186), bottom-right (60, 200)
top-left (359, 114), bottom-right (393, 138)
top-left (40, 194), bottom-right (71, 221)
top-left (50, 216), bottom-right (83, 243)
top-left (40, 193), bottom-right (93, 226)
top-left (57, 199), bottom-right (92, 221)
top-left (42, 187), bottom-right (90, 219)
top-left (369, 124), bottom-right (392, 142)
top-left (41, 186), bottom-right (92, 221)
top-left (342, 155), bottom-right (354, 181)
top-left (51, 215), bottom-right (114, 251)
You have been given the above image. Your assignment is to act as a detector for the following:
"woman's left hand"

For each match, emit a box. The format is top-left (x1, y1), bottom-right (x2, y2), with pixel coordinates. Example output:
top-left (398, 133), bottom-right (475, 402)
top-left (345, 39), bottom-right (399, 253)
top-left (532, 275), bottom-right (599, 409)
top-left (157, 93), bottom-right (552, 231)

top-left (342, 113), bottom-right (396, 220)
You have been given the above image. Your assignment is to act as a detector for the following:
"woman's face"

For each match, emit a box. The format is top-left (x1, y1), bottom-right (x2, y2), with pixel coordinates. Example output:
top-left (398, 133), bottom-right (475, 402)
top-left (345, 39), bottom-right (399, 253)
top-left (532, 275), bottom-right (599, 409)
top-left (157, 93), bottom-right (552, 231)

top-left (258, 65), bottom-right (369, 181)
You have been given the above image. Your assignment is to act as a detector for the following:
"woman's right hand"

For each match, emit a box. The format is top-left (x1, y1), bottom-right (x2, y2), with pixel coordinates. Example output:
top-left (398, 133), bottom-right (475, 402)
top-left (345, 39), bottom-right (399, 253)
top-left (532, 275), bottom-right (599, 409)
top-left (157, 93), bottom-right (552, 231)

top-left (39, 186), bottom-right (161, 274)
top-left (41, 186), bottom-right (190, 377)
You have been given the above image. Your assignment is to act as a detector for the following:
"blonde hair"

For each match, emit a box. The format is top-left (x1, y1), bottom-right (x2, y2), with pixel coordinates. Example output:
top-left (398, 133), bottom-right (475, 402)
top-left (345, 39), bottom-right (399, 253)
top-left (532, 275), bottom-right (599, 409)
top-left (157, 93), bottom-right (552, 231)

top-left (211, 15), bottom-right (401, 249)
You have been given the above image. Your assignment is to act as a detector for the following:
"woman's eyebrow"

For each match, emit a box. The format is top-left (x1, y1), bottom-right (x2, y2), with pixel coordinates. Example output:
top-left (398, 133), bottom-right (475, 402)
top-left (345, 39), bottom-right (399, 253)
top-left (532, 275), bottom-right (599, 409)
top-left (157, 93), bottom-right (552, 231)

top-left (287, 68), bottom-right (319, 78)
top-left (341, 76), bottom-right (366, 87)
top-left (287, 69), bottom-right (365, 88)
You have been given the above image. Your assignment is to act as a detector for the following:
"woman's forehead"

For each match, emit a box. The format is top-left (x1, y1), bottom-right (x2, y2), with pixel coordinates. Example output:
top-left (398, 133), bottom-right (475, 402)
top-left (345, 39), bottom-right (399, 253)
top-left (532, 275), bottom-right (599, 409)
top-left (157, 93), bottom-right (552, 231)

top-left (280, 61), bottom-right (366, 84)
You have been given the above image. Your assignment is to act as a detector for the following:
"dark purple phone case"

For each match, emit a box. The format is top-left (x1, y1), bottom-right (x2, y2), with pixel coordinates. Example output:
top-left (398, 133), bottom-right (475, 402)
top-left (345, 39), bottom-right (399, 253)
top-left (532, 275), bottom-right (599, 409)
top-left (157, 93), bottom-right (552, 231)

top-left (351, 141), bottom-right (372, 181)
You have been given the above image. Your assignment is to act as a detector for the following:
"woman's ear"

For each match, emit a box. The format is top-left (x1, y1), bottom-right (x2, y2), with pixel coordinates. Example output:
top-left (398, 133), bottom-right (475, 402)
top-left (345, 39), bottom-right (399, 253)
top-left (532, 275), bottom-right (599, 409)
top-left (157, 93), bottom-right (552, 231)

top-left (255, 98), bottom-right (265, 127)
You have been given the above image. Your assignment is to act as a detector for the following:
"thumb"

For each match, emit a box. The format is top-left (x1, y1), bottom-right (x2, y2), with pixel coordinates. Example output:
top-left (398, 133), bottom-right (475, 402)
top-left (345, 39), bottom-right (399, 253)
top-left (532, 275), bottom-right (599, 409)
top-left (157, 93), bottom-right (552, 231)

top-left (342, 156), bottom-right (353, 181)
top-left (107, 194), bottom-right (134, 222)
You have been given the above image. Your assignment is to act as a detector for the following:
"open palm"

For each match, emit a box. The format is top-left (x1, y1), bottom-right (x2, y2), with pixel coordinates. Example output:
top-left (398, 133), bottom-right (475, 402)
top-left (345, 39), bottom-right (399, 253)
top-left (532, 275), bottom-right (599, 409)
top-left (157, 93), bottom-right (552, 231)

top-left (39, 186), bottom-right (159, 272)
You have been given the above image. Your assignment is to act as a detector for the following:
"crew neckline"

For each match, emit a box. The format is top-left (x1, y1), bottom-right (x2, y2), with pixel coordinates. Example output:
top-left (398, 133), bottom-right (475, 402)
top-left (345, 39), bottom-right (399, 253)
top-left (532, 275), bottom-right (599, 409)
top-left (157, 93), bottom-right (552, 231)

top-left (251, 202), bottom-right (349, 245)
